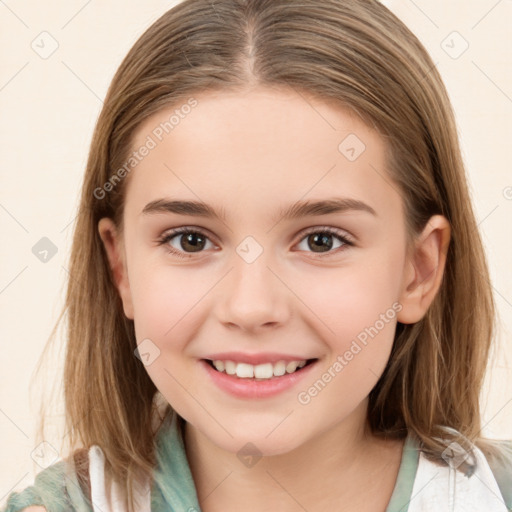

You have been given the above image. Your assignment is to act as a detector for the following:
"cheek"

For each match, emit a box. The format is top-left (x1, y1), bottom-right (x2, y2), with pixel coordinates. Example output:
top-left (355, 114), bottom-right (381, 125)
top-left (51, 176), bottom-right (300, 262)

top-left (294, 253), bottom-right (404, 409)
top-left (128, 259), bottom-right (207, 411)
top-left (129, 261), bottom-right (202, 343)
top-left (302, 251), bottom-right (404, 340)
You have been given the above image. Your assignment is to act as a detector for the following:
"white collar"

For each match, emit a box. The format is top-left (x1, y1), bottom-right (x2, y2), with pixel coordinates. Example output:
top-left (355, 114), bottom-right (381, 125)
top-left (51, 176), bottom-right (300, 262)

top-left (407, 442), bottom-right (508, 511)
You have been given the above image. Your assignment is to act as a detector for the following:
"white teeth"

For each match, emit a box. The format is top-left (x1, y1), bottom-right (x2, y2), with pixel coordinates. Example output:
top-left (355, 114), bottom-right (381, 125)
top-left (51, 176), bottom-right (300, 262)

top-left (210, 359), bottom-right (310, 379)
top-left (213, 360), bottom-right (224, 372)
top-left (286, 361), bottom-right (298, 373)
top-left (254, 363), bottom-right (273, 379)
top-left (273, 361), bottom-right (286, 376)
top-left (224, 360), bottom-right (236, 375)
top-left (235, 363), bottom-right (254, 378)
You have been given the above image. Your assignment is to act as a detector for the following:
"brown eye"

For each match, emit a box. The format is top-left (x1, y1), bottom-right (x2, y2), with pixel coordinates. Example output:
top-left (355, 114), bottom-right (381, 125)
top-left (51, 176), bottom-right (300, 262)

top-left (158, 228), bottom-right (214, 258)
top-left (177, 232), bottom-right (207, 252)
top-left (158, 226), bottom-right (353, 259)
top-left (306, 233), bottom-right (334, 253)
top-left (296, 227), bottom-right (353, 256)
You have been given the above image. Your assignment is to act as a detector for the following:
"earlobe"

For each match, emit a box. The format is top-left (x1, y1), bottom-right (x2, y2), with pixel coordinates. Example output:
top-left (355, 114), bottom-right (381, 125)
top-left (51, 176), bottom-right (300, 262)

top-left (397, 215), bottom-right (451, 324)
top-left (97, 217), bottom-right (134, 320)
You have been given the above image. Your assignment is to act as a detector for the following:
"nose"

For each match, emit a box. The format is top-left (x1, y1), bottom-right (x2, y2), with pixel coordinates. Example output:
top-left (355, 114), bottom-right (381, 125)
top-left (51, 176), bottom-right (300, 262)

top-left (215, 249), bottom-right (290, 333)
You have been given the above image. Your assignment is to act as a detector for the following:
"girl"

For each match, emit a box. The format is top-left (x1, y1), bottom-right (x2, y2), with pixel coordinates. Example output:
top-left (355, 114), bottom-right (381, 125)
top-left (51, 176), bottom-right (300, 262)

top-left (4, 0), bottom-right (512, 511)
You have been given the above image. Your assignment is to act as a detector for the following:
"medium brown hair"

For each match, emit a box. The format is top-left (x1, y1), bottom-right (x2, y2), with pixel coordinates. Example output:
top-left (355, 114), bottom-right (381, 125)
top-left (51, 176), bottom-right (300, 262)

top-left (35, 0), bottom-right (500, 509)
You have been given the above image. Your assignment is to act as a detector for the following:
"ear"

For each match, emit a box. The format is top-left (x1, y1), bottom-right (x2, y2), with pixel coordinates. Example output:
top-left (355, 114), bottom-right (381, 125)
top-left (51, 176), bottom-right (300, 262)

top-left (397, 215), bottom-right (451, 324)
top-left (97, 217), bottom-right (134, 320)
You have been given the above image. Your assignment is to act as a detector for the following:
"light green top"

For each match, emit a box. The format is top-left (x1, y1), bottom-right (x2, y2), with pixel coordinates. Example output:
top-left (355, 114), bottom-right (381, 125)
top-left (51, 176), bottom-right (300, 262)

top-left (3, 412), bottom-right (512, 511)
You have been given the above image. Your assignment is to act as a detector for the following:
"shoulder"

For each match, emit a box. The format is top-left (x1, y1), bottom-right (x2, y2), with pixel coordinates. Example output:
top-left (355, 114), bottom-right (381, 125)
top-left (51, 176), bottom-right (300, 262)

top-left (396, 434), bottom-right (512, 512)
top-left (1, 449), bottom-right (92, 512)
top-left (482, 439), bottom-right (512, 509)
top-left (484, 438), bottom-right (512, 468)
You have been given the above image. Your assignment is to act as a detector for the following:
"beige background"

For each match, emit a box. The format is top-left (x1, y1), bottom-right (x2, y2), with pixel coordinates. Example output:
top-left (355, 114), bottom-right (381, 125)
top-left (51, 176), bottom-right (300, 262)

top-left (1, 0), bottom-right (511, 503)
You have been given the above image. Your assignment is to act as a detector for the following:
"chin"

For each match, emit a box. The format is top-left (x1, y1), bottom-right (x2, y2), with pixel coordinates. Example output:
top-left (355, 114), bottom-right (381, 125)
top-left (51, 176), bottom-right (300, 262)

top-left (199, 420), bottom-right (306, 458)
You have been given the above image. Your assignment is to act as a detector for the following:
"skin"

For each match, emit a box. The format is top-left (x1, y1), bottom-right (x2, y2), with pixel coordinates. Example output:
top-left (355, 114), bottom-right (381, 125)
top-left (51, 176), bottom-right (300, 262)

top-left (98, 85), bottom-right (450, 511)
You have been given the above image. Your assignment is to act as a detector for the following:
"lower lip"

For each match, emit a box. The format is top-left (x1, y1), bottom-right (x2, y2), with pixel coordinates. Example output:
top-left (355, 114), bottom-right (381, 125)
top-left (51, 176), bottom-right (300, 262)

top-left (200, 359), bottom-right (317, 399)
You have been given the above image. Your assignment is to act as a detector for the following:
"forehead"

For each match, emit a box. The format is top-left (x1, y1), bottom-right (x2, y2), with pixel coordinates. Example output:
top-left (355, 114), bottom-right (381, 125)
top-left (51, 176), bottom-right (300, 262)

top-left (123, 86), bottom-right (400, 221)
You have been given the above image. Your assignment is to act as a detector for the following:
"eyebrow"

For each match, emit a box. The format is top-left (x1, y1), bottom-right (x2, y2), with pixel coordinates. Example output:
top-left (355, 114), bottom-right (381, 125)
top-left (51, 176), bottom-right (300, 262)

top-left (141, 197), bottom-right (377, 223)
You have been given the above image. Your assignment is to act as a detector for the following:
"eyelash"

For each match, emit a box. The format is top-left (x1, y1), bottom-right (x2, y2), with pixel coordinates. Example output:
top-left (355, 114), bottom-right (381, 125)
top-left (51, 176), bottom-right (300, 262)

top-left (156, 226), bottom-right (354, 259)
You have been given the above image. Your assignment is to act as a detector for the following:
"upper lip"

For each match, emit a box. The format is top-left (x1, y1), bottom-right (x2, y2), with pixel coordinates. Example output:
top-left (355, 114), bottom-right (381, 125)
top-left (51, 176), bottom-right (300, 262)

top-left (202, 352), bottom-right (317, 365)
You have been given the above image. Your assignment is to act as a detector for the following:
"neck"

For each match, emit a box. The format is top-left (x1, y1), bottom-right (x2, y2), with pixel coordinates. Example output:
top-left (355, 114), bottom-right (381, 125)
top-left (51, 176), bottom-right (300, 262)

top-left (182, 400), bottom-right (404, 512)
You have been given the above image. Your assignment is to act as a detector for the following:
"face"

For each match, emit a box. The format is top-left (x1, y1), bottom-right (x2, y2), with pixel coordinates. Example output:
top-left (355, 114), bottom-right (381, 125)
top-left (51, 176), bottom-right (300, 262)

top-left (99, 85), bottom-right (449, 456)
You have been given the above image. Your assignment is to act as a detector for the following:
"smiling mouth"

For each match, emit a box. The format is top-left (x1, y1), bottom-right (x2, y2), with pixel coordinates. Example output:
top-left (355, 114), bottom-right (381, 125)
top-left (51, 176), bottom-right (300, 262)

top-left (203, 358), bottom-right (318, 380)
